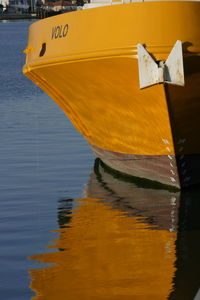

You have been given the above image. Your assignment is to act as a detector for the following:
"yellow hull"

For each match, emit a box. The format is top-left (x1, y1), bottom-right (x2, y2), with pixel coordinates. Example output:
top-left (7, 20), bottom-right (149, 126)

top-left (23, 1), bottom-right (200, 188)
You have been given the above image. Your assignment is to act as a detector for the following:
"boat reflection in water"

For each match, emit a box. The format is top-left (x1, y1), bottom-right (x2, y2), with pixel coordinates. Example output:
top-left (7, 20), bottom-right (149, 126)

top-left (29, 159), bottom-right (200, 300)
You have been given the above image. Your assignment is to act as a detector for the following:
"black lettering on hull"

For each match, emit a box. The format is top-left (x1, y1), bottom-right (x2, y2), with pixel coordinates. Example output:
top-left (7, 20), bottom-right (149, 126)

top-left (52, 24), bottom-right (69, 39)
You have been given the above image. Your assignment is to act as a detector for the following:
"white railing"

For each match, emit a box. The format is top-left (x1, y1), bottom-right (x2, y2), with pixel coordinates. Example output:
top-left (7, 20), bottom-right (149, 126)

top-left (83, 0), bottom-right (199, 9)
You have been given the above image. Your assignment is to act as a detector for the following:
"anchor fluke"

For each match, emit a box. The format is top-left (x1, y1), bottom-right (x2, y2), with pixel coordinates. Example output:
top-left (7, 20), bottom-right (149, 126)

top-left (137, 40), bottom-right (185, 89)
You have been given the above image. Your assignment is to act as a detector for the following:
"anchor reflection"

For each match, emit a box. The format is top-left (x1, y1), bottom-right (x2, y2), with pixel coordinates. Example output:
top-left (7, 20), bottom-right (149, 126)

top-left (29, 159), bottom-right (200, 300)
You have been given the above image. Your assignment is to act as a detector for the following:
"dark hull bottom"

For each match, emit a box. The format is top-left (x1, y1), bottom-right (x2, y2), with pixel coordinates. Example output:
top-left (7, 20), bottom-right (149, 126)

top-left (91, 145), bottom-right (200, 189)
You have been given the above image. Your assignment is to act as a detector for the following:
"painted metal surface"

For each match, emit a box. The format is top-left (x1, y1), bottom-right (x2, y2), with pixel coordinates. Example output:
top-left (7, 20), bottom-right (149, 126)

top-left (137, 40), bottom-right (185, 89)
top-left (91, 145), bottom-right (181, 188)
top-left (164, 40), bottom-right (185, 86)
top-left (23, 1), bottom-right (200, 187)
top-left (91, 145), bottom-right (200, 188)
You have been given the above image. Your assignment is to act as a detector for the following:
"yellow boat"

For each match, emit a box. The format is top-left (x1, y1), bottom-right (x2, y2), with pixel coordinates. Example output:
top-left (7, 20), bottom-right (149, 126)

top-left (23, 1), bottom-right (200, 189)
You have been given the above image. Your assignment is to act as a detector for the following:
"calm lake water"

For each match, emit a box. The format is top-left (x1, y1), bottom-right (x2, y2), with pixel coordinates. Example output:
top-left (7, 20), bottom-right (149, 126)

top-left (1, 20), bottom-right (200, 300)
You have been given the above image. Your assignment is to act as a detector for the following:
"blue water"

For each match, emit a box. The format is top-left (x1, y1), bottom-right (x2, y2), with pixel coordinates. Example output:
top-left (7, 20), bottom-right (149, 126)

top-left (1, 20), bottom-right (200, 300)
top-left (0, 20), bottom-right (93, 299)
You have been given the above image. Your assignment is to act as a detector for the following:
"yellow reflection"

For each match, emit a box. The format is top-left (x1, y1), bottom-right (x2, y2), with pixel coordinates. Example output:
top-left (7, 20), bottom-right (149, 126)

top-left (29, 165), bottom-right (179, 300)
